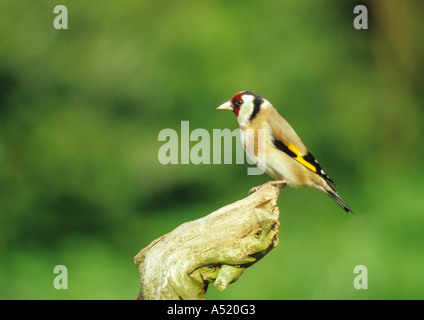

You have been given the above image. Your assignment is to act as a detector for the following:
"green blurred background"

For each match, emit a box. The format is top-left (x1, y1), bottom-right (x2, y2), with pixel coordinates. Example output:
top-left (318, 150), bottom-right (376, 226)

top-left (1, 0), bottom-right (423, 299)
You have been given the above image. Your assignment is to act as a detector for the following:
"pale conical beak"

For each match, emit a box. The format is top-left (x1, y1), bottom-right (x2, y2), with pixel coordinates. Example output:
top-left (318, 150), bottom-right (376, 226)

top-left (216, 101), bottom-right (233, 111)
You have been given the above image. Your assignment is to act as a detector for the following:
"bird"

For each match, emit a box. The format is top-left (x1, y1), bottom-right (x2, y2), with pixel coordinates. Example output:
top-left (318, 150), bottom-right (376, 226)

top-left (217, 90), bottom-right (353, 213)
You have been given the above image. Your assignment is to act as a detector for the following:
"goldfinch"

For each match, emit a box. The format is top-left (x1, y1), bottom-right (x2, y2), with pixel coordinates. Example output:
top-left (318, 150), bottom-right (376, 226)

top-left (217, 91), bottom-right (353, 213)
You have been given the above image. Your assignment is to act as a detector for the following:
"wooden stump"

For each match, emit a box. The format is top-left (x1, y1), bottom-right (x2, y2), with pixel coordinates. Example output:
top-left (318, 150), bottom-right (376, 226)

top-left (134, 184), bottom-right (281, 300)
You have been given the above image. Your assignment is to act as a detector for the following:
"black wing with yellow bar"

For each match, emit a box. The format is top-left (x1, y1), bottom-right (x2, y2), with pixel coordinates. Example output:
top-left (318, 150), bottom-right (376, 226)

top-left (272, 137), bottom-right (336, 190)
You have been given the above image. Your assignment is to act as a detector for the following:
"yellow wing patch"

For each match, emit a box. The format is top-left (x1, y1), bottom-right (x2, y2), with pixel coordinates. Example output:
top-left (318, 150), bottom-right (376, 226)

top-left (288, 143), bottom-right (317, 173)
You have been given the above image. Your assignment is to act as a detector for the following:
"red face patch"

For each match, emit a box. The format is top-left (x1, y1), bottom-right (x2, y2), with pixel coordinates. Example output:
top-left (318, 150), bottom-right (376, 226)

top-left (231, 92), bottom-right (243, 117)
top-left (231, 92), bottom-right (243, 102)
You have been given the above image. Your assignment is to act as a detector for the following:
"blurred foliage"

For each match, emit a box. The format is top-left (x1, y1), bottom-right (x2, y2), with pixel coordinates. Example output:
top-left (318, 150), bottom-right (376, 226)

top-left (0, 0), bottom-right (423, 299)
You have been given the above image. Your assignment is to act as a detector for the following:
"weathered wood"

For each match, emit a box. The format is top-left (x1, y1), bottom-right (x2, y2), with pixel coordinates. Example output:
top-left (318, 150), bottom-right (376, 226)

top-left (134, 184), bottom-right (280, 300)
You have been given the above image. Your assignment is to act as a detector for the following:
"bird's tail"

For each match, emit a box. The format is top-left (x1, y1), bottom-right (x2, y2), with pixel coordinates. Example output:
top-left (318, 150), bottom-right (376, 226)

top-left (328, 191), bottom-right (354, 214)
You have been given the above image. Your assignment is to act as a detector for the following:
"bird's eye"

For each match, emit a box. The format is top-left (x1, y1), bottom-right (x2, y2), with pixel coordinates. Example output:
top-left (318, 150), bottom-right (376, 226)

top-left (235, 100), bottom-right (243, 106)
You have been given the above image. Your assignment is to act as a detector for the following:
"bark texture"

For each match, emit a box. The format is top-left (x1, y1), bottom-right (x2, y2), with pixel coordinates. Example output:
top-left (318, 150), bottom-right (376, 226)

top-left (134, 184), bottom-right (280, 300)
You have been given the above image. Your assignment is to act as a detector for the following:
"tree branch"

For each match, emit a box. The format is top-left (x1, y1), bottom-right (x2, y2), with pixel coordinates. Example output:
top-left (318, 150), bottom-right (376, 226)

top-left (134, 184), bottom-right (280, 300)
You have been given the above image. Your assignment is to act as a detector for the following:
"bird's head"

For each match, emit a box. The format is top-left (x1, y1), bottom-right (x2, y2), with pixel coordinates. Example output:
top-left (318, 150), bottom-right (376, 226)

top-left (217, 91), bottom-right (266, 126)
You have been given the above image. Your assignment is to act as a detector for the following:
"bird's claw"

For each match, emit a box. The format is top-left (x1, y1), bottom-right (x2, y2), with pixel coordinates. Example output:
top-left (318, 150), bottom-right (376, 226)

top-left (248, 186), bottom-right (260, 195)
top-left (248, 180), bottom-right (287, 195)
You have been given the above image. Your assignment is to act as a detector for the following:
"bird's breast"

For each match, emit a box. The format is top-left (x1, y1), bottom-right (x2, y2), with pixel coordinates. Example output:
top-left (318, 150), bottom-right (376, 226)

top-left (240, 127), bottom-right (304, 187)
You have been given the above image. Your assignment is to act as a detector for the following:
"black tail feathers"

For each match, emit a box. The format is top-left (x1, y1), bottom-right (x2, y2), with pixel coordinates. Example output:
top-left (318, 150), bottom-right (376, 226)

top-left (328, 191), bottom-right (354, 214)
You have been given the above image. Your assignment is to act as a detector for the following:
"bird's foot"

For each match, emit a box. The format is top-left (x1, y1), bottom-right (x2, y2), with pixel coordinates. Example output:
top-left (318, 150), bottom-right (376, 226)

top-left (248, 180), bottom-right (287, 195)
